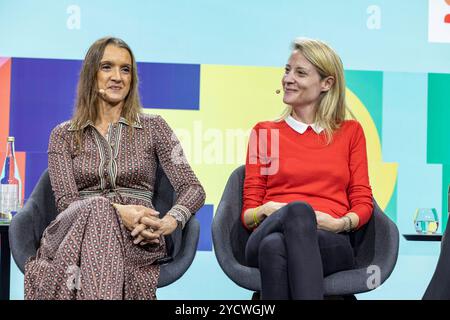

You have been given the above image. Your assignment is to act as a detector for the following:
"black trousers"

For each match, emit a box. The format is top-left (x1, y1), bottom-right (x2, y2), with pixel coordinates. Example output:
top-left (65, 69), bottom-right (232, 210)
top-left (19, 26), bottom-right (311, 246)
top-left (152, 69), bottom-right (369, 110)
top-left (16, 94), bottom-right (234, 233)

top-left (423, 221), bottom-right (450, 299)
top-left (245, 201), bottom-right (355, 300)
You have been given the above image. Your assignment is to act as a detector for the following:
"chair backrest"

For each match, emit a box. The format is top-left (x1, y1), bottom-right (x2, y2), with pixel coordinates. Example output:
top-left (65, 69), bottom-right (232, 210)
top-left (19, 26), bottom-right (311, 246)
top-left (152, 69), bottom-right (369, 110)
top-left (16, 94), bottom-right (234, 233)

top-left (29, 171), bottom-right (59, 247)
top-left (212, 165), bottom-right (260, 291)
top-left (227, 166), bottom-right (251, 266)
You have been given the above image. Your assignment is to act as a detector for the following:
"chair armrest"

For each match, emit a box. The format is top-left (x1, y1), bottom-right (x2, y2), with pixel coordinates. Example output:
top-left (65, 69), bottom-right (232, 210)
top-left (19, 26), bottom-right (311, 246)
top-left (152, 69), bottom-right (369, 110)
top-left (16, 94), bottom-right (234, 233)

top-left (158, 216), bottom-right (200, 287)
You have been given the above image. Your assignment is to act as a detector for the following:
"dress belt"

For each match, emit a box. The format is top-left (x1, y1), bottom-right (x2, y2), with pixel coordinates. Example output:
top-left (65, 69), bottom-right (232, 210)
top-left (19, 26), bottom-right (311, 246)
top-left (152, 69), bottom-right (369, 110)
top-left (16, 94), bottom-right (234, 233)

top-left (79, 187), bottom-right (153, 204)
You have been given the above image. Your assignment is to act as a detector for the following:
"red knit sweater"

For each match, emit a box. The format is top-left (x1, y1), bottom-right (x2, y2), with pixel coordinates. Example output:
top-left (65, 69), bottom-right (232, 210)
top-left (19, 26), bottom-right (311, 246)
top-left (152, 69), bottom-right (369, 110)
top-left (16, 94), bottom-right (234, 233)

top-left (242, 119), bottom-right (373, 230)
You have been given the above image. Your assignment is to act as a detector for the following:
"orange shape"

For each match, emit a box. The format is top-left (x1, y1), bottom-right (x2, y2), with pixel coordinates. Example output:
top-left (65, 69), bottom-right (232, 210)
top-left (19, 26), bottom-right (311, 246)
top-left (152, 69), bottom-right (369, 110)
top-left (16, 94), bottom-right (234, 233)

top-left (446, 0), bottom-right (450, 6)
top-left (445, 14), bottom-right (450, 23)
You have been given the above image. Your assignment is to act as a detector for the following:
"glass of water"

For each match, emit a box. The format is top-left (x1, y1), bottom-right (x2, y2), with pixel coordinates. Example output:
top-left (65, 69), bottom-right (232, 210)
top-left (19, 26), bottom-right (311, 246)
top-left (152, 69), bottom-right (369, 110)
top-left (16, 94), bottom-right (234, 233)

top-left (414, 208), bottom-right (439, 234)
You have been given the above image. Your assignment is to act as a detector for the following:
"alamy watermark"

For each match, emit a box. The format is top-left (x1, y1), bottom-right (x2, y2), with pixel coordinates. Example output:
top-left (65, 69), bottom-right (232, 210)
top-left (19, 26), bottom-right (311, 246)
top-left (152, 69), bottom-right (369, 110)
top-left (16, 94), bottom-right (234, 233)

top-left (169, 120), bottom-right (280, 175)
top-left (366, 265), bottom-right (381, 290)
top-left (66, 265), bottom-right (82, 291)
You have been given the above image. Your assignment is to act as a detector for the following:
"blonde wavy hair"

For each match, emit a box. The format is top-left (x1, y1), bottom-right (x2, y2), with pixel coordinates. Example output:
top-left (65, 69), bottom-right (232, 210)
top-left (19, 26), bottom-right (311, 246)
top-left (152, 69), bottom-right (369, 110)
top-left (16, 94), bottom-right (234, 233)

top-left (279, 37), bottom-right (353, 143)
top-left (71, 37), bottom-right (142, 148)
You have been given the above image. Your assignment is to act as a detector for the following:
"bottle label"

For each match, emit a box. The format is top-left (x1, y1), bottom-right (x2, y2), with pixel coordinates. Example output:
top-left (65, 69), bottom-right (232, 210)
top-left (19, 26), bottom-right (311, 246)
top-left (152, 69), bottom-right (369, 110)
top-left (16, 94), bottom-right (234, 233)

top-left (0, 184), bottom-right (19, 217)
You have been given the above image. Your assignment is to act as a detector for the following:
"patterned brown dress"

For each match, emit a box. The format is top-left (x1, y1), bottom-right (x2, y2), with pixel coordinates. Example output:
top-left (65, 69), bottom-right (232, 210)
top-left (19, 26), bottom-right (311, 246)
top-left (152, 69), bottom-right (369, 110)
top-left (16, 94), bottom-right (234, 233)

top-left (24, 114), bottom-right (206, 300)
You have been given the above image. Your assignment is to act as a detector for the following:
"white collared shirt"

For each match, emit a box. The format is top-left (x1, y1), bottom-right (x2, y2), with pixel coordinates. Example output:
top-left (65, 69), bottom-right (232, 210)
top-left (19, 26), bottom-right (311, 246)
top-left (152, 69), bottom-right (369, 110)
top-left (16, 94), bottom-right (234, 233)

top-left (285, 115), bottom-right (324, 134)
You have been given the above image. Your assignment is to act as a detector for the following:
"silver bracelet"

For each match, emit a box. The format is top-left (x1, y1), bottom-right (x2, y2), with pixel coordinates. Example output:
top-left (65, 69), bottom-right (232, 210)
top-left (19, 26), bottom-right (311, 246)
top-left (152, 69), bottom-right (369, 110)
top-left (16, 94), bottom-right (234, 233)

top-left (342, 216), bottom-right (353, 232)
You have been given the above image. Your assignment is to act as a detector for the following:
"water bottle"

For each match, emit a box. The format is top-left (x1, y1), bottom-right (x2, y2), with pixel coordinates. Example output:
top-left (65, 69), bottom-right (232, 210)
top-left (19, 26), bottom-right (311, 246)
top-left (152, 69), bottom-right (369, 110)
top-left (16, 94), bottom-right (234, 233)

top-left (0, 136), bottom-right (23, 223)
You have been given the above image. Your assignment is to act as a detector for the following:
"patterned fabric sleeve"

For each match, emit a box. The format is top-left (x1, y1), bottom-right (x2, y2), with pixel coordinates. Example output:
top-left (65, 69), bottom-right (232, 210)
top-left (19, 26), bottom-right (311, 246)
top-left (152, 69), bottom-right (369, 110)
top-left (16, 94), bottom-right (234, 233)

top-left (48, 123), bottom-right (81, 213)
top-left (151, 115), bottom-right (206, 228)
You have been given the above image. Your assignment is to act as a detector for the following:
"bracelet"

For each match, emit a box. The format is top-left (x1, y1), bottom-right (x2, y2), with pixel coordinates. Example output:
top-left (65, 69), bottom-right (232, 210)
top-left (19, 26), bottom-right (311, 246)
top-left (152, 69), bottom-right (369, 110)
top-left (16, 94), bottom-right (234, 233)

top-left (348, 216), bottom-right (353, 231)
top-left (342, 216), bottom-right (353, 232)
top-left (252, 207), bottom-right (260, 228)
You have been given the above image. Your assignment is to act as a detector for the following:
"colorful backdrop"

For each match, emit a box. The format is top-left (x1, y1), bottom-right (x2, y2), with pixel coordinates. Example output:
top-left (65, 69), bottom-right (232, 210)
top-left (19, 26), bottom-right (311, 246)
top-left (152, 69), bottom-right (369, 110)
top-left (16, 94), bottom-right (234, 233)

top-left (1, 0), bottom-right (450, 299)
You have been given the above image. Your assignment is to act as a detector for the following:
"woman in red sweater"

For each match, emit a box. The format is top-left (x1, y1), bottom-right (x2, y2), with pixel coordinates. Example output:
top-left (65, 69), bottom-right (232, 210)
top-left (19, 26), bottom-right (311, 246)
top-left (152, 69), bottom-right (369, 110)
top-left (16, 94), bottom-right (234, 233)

top-left (242, 38), bottom-right (373, 299)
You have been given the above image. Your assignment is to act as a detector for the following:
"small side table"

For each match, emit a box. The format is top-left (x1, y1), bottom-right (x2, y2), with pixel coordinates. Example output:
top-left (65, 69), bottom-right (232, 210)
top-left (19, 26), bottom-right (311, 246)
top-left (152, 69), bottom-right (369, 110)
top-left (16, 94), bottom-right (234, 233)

top-left (0, 223), bottom-right (10, 300)
top-left (403, 233), bottom-right (442, 241)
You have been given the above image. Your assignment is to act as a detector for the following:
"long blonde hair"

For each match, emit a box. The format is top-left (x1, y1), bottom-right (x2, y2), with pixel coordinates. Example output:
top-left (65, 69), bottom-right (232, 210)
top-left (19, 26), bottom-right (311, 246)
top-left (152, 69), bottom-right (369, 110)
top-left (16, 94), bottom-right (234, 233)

top-left (71, 37), bottom-right (142, 148)
top-left (279, 37), bottom-right (351, 143)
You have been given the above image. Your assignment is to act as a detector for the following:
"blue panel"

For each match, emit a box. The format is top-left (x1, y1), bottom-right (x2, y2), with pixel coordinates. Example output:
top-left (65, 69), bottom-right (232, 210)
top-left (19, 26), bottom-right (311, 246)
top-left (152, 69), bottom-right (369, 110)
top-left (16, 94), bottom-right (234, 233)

top-left (138, 62), bottom-right (200, 110)
top-left (9, 59), bottom-right (200, 155)
top-left (196, 204), bottom-right (213, 251)
top-left (24, 152), bottom-right (48, 201)
top-left (9, 58), bottom-right (81, 152)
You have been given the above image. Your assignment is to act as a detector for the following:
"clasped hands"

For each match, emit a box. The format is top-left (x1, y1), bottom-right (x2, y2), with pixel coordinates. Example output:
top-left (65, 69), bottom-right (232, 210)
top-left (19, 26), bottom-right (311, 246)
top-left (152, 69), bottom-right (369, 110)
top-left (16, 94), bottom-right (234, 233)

top-left (112, 203), bottom-right (178, 245)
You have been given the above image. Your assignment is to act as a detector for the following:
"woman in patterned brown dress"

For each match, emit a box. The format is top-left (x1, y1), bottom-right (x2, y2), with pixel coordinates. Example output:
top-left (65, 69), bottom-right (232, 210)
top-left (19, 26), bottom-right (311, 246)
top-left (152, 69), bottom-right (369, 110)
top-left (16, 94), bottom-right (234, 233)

top-left (24, 37), bottom-right (206, 300)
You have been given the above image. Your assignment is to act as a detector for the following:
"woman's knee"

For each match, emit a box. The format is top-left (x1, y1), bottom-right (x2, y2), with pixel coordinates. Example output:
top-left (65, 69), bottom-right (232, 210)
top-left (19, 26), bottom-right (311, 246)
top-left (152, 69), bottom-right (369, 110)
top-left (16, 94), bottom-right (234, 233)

top-left (280, 201), bottom-right (317, 228)
top-left (286, 201), bottom-right (314, 213)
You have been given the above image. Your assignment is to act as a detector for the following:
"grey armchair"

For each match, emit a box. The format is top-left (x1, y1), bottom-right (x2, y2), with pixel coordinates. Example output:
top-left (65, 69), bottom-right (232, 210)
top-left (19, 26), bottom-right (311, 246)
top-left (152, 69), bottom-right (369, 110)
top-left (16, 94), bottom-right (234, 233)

top-left (212, 165), bottom-right (399, 298)
top-left (9, 163), bottom-right (200, 288)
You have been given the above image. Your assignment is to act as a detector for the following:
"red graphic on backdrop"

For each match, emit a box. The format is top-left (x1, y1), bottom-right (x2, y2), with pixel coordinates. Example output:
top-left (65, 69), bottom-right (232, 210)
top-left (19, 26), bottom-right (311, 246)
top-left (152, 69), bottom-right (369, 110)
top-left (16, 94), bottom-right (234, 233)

top-left (0, 58), bottom-right (27, 201)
